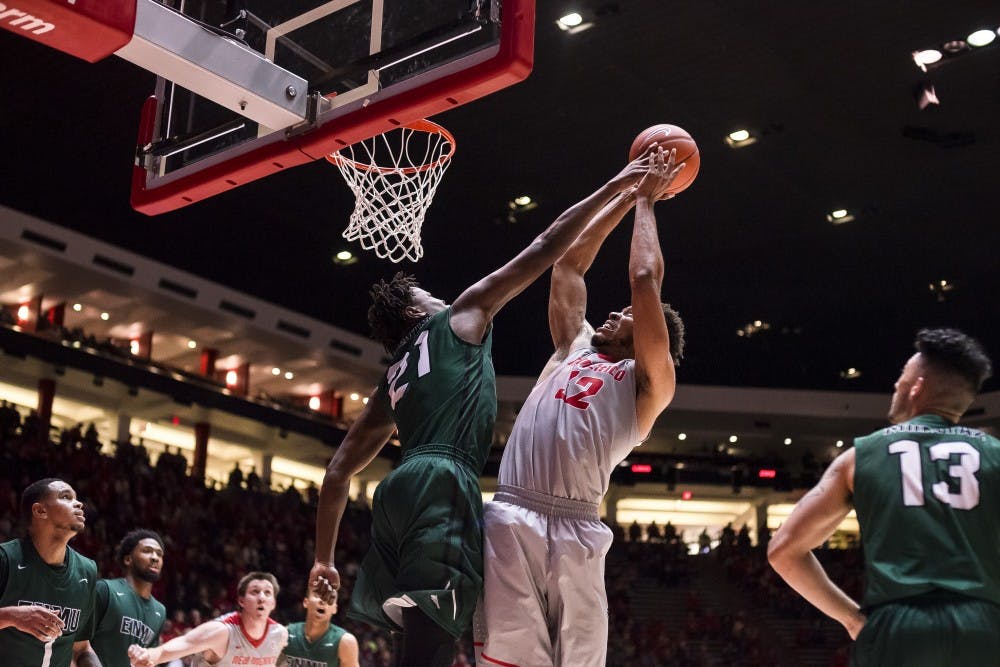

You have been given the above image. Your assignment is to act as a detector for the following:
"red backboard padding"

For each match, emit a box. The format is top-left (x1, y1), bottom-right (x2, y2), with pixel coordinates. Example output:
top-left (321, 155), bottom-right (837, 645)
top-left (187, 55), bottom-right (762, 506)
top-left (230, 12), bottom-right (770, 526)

top-left (0, 0), bottom-right (135, 62)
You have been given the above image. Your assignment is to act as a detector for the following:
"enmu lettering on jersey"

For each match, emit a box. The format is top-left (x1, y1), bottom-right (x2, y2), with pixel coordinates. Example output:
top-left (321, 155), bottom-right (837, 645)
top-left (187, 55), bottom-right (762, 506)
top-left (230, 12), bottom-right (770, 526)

top-left (18, 599), bottom-right (81, 632)
top-left (286, 658), bottom-right (326, 667)
top-left (566, 356), bottom-right (628, 382)
top-left (230, 657), bottom-right (278, 665)
top-left (119, 616), bottom-right (156, 644)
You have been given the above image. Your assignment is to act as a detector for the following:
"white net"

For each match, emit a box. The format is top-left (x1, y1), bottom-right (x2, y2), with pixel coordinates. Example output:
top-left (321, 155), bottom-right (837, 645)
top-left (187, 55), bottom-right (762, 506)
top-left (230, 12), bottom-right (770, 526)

top-left (330, 120), bottom-right (455, 263)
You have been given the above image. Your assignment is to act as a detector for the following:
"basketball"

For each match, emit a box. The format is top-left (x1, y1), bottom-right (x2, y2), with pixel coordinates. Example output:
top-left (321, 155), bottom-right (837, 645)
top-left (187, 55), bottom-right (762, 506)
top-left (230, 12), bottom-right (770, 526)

top-left (628, 124), bottom-right (700, 194)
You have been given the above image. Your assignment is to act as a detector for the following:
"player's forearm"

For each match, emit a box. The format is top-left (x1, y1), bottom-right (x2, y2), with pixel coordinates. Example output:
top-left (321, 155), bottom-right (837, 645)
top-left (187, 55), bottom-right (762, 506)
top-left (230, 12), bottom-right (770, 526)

top-left (629, 197), bottom-right (664, 286)
top-left (73, 646), bottom-right (102, 667)
top-left (315, 468), bottom-right (351, 564)
top-left (556, 191), bottom-right (634, 274)
top-left (769, 550), bottom-right (864, 635)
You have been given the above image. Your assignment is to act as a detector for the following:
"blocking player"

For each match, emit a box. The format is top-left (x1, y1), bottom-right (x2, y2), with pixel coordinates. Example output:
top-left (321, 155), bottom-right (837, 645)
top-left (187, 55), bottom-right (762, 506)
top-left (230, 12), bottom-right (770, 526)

top-left (768, 328), bottom-right (999, 666)
top-left (87, 530), bottom-right (166, 667)
top-left (476, 147), bottom-right (685, 667)
top-left (309, 149), bottom-right (665, 667)
top-left (127, 572), bottom-right (287, 667)
top-left (0, 478), bottom-right (102, 666)
top-left (282, 589), bottom-right (359, 667)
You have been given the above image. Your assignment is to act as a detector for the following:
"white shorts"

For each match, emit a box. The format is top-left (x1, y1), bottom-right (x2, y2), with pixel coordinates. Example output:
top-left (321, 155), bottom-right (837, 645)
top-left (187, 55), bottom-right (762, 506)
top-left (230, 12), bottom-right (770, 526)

top-left (476, 486), bottom-right (613, 667)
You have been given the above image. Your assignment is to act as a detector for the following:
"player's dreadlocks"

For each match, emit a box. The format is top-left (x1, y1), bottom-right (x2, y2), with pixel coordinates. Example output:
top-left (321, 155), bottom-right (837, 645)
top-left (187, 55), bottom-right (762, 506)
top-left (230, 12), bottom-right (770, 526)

top-left (663, 303), bottom-right (686, 367)
top-left (915, 328), bottom-right (992, 393)
top-left (368, 271), bottom-right (420, 352)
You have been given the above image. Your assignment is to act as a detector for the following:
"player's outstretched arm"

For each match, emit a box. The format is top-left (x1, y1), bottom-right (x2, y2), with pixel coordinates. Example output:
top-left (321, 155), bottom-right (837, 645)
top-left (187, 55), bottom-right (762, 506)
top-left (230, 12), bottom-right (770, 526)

top-left (768, 449), bottom-right (866, 639)
top-left (548, 192), bottom-right (636, 354)
top-left (128, 620), bottom-right (229, 666)
top-left (312, 392), bottom-right (396, 604)
top-left (449, 153), bottom-right (655, 345)
top-left (630, 147), bottom-right (683, 437)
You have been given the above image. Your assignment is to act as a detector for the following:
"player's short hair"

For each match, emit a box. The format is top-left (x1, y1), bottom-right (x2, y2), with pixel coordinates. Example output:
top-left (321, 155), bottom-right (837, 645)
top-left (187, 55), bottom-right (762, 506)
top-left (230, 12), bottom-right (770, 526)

top-left (663, 303), bottom-right (686, 367)
top-left (20, 478), bottom-right (63, 525)
top-left (368, 271), bottom-right (420, 352)
top-left (915, 328), bottom-right (992, 393)
top-left (237, 571), bottom-right (280, 598)
top-left (115, 529), bottom-right (164, 567)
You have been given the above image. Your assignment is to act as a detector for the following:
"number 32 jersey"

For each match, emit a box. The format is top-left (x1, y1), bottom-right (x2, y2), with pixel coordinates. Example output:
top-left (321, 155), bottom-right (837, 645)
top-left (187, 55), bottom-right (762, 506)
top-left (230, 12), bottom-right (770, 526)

top-left (498, 347), bottom-right (639, 503)
top-left (853, 414), bottom-right (1000, 608)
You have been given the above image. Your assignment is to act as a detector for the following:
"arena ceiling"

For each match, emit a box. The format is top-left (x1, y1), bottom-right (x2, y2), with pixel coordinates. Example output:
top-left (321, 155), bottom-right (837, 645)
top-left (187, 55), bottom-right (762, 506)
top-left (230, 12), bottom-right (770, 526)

top-left (2, 0), bottom-right (999, 394)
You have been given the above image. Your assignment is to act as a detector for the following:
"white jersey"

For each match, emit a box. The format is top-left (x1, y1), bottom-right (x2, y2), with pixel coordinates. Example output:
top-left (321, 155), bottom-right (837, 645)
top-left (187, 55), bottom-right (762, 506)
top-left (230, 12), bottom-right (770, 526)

top-left (195, 612), bottom-right (286, 667)
top-left (498, 347), bottom-right (639, 503)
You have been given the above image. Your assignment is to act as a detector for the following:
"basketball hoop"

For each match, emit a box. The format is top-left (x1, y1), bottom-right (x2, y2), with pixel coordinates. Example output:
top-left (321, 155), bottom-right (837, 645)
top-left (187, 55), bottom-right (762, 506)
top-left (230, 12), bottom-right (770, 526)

top-left (328, 119), bottom-right (456, 263)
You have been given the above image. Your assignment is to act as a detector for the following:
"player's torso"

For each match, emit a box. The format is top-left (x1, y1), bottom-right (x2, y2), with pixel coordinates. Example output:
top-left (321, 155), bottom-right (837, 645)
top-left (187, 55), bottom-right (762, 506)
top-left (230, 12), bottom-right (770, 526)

top-left (498, 348), bottom-right (639, 501)
top-left (284, 622), bottom-right (344, 667)
top-left (0, 539), bottom-right (97, 667)
top-left (381, 309), bottom-right (496, 473)
top-left (91, 578), bottom-right (165, 666)
top-left (854, 415), bottom-right (1000, 607)
top-left (198, 613), bottom-right (285, 667)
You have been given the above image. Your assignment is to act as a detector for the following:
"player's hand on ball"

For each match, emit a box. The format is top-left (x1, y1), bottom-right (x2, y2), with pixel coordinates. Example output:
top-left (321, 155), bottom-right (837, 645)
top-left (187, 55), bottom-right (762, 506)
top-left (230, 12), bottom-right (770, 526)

top-left (310, 560), bottom-right (341, 605)
top-left (611, 145), bottom-right (662, 193)
top-left (635, 146), bottom-right (684, 202)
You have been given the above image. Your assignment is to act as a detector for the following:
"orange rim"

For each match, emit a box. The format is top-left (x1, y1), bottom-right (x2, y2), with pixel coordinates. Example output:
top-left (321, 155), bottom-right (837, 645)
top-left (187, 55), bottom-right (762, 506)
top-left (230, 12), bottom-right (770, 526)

top-left (327, 119), bottom-right (456, 175)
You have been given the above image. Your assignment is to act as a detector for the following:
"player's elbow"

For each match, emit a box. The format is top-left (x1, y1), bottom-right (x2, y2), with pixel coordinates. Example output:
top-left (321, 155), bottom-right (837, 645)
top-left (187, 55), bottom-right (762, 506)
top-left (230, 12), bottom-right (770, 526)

top-left (629, 267), bottom-right (662, 289)
top-left (766, 532), bottom-right (793, 571)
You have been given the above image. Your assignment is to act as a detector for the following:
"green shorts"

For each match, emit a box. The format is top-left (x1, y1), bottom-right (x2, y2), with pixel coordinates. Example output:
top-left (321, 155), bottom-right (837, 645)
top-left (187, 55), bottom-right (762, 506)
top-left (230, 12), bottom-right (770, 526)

top-left (348, 447), bottom-right (484, 638)
top-left (851, 593), bottom-right (1000, 667)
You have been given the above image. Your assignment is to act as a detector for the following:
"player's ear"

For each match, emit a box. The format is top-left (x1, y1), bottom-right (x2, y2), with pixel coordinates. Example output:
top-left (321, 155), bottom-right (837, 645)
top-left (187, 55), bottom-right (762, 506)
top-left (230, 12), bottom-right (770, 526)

top-left (909, 376), bottom-right (925, 401)
top-left (404, 304), bottom-right (425, 321)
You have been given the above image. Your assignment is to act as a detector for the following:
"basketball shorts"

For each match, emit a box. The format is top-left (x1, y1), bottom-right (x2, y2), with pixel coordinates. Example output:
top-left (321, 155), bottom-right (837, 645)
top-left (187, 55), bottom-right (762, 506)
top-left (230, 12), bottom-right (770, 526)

top-left (475, 485), bottom-right (612, 667)
top-left (851, 593), bottom-right (1000, 667)
top-left (348, 447), bottom-right (484, 639)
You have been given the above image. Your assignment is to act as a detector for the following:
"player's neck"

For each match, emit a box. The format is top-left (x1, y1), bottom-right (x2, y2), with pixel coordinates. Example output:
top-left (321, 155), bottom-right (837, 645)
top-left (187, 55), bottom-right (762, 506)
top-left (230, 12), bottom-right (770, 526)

top-left (28, 528), bottom-right (70, 565)
top-left (239, 612), bottom-right (270, 638)
top-left (125, 571), bottom-right (154, 599)
top-left (304, 618), bottom-right (331, 642)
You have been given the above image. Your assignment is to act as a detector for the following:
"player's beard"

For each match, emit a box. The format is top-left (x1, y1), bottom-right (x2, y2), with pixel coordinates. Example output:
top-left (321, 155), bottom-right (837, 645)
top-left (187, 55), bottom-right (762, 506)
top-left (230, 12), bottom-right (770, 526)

top-left (135, 567), bottom-right (161, 584)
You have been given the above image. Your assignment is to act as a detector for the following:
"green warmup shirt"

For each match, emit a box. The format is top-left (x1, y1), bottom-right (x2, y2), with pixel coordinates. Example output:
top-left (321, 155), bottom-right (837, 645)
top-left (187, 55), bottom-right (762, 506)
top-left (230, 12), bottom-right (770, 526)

top-left (90, 578), bottom-right (166, 667)
top-left (284, 621), bottom-right (347, 667)
top-left (349, 307), bottom-right (497, 637)
top-left (854, 414), bottom-right (1000, 608)
top-left (0, 537), bottom-right (98, 667)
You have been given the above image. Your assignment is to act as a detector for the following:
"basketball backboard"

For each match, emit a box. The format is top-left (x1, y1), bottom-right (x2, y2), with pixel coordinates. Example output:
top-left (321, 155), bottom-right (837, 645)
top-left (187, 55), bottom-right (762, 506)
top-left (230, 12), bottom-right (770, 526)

top-left (127, 0), bottom-right (534, 215)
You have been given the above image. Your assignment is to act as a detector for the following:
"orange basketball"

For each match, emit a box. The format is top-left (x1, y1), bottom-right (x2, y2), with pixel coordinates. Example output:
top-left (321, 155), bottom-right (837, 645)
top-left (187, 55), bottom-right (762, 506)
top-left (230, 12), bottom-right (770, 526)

top-left (628, 124), bottom-right (700, 194)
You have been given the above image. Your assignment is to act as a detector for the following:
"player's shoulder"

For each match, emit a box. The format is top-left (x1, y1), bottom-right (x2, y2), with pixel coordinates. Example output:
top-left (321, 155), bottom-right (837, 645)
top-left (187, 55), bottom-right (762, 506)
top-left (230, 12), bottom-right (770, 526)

top-left (68, 547), bottom-right (98, 576)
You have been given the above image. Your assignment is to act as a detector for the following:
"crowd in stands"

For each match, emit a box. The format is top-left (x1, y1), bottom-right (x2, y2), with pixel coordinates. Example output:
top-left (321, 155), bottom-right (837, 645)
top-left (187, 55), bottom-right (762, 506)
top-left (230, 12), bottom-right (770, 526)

top-left (0, 400), bottom-right (858, 666)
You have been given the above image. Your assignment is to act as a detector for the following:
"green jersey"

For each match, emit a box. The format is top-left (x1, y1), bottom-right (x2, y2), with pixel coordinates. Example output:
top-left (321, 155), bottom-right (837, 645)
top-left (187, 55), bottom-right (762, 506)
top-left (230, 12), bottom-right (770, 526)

top-left (284, 621), bottom-right (346, 667)
top-left (90, 578), bottom-right (165, 667)
top-left (0, 538), bottom-right (98, 667)
top-left (377, 308), bottom-right (496, 473)
top-left (854, 414), bottom-right (1000, 608)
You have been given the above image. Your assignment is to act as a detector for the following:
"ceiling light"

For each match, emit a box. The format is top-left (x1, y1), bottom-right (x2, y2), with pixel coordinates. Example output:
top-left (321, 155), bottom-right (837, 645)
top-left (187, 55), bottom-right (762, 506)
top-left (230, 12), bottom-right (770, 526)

top-left (929, 279), bottom-right (956, 302)
top-left (784, 438), bottom-right (792, 445)
top-left (130, 340), bottom-right (140, 355)
top-left (514, 195), bottom-right (532, 206)
top-left (362, 396), bottom-right (369, 405)
top-left (333, 250), bottom-right (358, 266)
top-left (729, 435), bottom-right (738, 443)
top-left (284, 371), bottom-right (294, 380)
top-left (308, 396), bottom-right (321, 410)
top-left (349, 392), bottom-right (360, 401)
top-left (225, 370), bottom-right (238, 386)
top-left (271, 367), bottom-right (281, 376)
top-left (836, 440), bottom-right (844, 448)
top-left (16, 305), bottom-right (29, 320)
top-left (678, 433), bottom-right (687, 441)
top-left (840, 367), bottom-right (861, 379)
top-left (827, 209), bottom-right (855, 224)
top-left (558, 12), bottom-right (583, 27)
top-left (187, 340), bottom-right (197, 349)
top-left (72, 303), bottom-right (83, 312)
top-left (737, 320), bottom-right (771, 337)
top-left (911, 49), bottom-right (942, 70)
top-left (724, 129), bottom-right (757, 148)
top-left (100, 312), bottom-right (110, 321)
top-left (968, 29), bottom-right (996, 47)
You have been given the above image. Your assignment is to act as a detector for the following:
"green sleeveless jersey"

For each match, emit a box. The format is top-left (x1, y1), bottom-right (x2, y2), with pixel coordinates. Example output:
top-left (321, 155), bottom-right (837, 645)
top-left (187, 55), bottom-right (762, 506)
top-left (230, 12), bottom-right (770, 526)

top-left (0, 538), bottom-right (98, 667)
top-left (90, 578), bottom-right (165, 667)
top-left (377, 308), bottom-right (496, 473)
top-left (284, 621), bottom-right (346, 667)
top-left (854, 414), bottom-right (1000, 608)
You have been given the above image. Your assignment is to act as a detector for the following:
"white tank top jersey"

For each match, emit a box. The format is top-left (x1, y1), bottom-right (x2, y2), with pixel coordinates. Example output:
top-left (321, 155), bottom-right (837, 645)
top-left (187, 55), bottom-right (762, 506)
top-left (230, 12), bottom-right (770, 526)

top-left (195, 612), bottom-right (286, 667)
top-left (498, 347), bottom-right (639, 503)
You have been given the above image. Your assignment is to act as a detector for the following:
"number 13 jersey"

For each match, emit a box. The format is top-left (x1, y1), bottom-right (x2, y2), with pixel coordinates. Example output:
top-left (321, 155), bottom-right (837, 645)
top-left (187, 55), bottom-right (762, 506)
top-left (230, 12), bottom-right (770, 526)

top-left (498, 348), bottom-right (639, 503)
